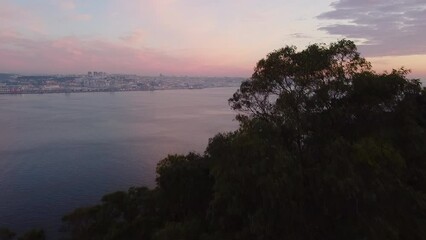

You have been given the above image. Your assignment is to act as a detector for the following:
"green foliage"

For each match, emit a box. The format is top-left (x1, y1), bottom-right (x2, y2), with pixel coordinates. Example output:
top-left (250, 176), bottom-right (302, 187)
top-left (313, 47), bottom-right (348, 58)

top-left (62, 153), bottom-right (213, 240)
top-left (155, 153), bottom-right (214, 220)
top-left (0, 228), bottom-right (46, 240)
top-left (56, 40), bottom-right (426, 239)
top-left (0, 228), bottom-right (16, 240)
top-left (220, 40), bottom-right (426, 240)
top-left (152, 220), bottom-right (204, 240)
top-left (17, 229), bottom-right (45, 240)
top-left (62, 187), bottom-right (161, 239)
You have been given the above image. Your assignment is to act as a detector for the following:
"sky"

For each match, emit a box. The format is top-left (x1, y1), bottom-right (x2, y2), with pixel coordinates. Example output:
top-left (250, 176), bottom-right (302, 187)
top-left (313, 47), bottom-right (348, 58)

top-left (0, 0), bottom-right (425, 78)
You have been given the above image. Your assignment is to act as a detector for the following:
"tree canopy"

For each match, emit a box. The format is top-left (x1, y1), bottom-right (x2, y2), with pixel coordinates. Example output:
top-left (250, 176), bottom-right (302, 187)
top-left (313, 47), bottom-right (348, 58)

top-left (6, 39), bottom-right (425, 240)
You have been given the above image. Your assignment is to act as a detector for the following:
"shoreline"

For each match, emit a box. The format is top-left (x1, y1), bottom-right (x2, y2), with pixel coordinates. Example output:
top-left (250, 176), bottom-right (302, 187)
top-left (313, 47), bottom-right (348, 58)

top-left (0, 86), bottom-right (239, 95)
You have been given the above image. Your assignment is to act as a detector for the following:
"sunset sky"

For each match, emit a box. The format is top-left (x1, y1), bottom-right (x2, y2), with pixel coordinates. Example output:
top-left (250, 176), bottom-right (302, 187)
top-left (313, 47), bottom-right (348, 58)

top-left (1, 0), bottom-right (425, 79)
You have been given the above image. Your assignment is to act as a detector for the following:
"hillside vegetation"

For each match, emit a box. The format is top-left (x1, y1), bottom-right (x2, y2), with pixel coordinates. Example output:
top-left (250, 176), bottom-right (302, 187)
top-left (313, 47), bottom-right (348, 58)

top-left (63, 40), bottom-right (426, 240)
top-left (4, 40), bottom-right (426, 240)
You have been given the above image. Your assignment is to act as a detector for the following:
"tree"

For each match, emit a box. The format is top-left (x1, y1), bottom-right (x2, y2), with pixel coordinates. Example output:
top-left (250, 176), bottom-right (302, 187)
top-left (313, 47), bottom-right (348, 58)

top-left (17, 229), bottom-right (45, 240)
top-left (206, 39), bottom-right (426, 239)
top-left (61, 40), bottom-right (426, 240)
top-left (155, 153), bottom-right (213, 221)
top-left (62, 153), bottom-right (213, 240)
top-left (0, 228), bottom-right (16, 240)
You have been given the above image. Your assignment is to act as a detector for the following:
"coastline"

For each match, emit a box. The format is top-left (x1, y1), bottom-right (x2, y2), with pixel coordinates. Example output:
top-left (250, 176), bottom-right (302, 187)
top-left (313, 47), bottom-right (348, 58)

top-left (0, 85), bottom-right (239, 95)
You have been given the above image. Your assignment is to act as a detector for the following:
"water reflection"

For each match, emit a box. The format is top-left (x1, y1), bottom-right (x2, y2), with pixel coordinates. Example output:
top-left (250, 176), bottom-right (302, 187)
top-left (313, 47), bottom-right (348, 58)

top-left (0, 88), bottom-right (238, 235)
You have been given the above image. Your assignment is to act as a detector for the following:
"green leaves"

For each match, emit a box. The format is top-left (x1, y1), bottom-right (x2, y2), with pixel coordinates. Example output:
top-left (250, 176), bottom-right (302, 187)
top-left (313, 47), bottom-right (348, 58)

top-left (221, 40), bottom-right (426, 239)
top-left (0, 229), bottom-right (44, 240)
top-left (0, 228), bottom-right (16, 240)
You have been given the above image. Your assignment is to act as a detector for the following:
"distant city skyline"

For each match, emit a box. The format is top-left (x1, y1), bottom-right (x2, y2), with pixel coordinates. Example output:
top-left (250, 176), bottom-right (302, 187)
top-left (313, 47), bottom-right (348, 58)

top-left (1, 0), bottom-right (425, 79)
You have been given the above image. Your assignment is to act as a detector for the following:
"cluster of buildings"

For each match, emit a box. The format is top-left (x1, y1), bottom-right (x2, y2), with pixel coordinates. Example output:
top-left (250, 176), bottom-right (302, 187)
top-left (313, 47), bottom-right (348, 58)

top-left (0, 73), bottom-right (244, 94)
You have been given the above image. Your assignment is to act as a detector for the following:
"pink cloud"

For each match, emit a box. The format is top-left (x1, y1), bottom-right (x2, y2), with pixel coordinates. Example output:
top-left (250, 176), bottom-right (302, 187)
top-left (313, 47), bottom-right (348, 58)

top-left (121, 29), bottom-right (146, 46)
top-left (0, 0), bottom-right (250, 77)
top-left (71, 13), bottom-right (92, 21)
top-left (0, 1), bottom-right (45, 34)
top-left (0, 33), bottom-right (250, 76)
top-left (58, 0), bottom-right (76, 10)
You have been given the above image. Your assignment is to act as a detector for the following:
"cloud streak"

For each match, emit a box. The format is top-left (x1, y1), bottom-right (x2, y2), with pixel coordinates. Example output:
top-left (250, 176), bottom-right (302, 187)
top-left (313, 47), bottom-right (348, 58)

top-left (0, 1), bottom-right (45, 35)
top-left (0, 31), bottom-right (249, 76)
top-left (318, 0), bottom-right (426, 57)
top-left (58, 0), bottom-right (76, 10)
top-left (1, 0), bottom-right (424, 77)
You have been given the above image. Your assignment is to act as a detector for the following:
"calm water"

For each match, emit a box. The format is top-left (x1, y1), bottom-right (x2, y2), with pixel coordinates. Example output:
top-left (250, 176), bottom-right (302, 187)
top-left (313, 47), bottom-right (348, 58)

top-left (0, 88), bottom-right (238, 236)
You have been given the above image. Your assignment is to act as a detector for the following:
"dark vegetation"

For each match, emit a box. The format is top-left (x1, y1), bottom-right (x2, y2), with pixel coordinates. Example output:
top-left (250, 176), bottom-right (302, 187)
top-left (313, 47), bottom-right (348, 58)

top-left (0, 228), bottom-right (44, 240)
top-left (2, 40), bottom-right (426, 239)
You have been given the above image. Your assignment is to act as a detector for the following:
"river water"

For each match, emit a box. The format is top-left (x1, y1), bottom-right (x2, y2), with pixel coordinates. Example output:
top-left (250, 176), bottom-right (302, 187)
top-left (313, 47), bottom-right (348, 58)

top-left (0, 87), bottom-right (238, 237)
